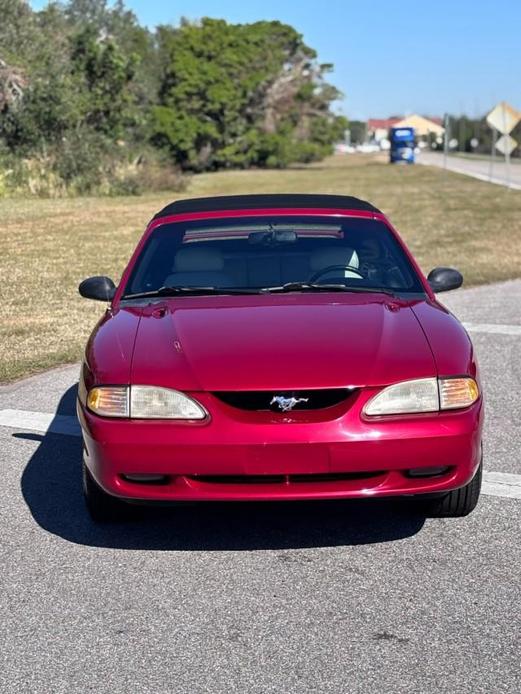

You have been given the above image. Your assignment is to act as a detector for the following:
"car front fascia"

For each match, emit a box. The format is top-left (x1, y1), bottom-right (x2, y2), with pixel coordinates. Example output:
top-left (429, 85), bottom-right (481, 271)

top-left (78, 384), bottom-right (483, 502)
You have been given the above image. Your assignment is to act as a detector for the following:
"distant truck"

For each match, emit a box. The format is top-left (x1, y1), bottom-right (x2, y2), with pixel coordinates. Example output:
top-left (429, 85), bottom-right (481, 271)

top-left (389, 126), bottom-right (415, 164)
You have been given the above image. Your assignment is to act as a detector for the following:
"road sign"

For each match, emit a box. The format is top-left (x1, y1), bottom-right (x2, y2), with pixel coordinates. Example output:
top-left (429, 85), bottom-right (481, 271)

top-left (486, 102), bottom-right (521, 135)
top-left (495, 134), bottom-right (518, 156)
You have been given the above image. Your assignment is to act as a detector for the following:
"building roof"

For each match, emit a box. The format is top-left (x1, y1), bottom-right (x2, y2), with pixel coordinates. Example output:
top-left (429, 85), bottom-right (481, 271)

top-left (424, 116), bottom-right (444, 127)
top-left (367, 117), bottom-right (402, 131)
top-left (153, 194), bottom-right (381, 219)
top-left (392, 114), bottom-right (445, 136)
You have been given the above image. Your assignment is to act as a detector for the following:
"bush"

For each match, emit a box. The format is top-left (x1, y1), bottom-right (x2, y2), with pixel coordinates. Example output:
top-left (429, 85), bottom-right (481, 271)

top-left (126, 155), bottom-right (187, 195)
top-left (0, 142), bottom-right (186, 197)
top-left (0, 154), bottom-right (66, 197)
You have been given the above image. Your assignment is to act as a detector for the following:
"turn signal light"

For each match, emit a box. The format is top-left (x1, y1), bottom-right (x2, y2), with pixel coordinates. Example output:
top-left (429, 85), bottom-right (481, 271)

top-left (87, 387), bottom-right (128, 417)
top-left (439, 378), bottom-right (479, 410)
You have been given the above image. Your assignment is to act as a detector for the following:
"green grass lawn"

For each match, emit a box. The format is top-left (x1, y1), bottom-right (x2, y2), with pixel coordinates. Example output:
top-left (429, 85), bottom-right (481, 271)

top-left (1, 153), bottom-right (520, 382)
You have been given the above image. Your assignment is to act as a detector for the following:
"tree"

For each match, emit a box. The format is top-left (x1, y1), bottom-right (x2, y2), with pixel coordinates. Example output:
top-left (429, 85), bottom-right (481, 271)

top-left (70, 27), bottom-right (138, 137)
top-left (0, 0), bottom-right (37, 67)
top-left (0, 3), bottom-right (349, 195)
top-left (348, 120), bottom-right (366, 145)
top-left (151, 18), bottom-right (346, 170)
top-left (0, 73), bottom-right (82, 153)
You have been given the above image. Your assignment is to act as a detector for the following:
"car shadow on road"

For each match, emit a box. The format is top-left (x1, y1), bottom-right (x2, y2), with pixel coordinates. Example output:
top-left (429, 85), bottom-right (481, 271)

top-left (19, 384), bottom-right (426, 550)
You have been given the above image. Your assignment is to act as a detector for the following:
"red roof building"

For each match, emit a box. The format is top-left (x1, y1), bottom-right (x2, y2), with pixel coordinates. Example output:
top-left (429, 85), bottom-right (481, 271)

top-left (366, 117), bottom-right (402, 142)
top-left (367, 117), bottom-right (402, 131)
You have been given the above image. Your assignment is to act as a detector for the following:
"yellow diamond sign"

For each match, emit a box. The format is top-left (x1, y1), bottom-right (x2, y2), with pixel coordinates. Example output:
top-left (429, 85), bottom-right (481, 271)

top-left (486, 101), bottom-right (521, 135)
top-left (495, 134), bottom-right (518, 156)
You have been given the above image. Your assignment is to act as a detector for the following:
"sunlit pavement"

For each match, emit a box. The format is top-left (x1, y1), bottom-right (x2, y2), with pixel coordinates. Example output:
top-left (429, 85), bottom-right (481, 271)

top-left (419, 151), bottom-right (521, 189)
top-left (0, 280), bottom-right (520, 693)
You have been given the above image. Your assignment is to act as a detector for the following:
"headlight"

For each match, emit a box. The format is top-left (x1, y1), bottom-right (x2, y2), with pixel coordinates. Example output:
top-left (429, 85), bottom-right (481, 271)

top-left (363, 378), bottom-right (439, 416)
top-left (363, 377), bottom-right (479, 416)
top-left (130, 386), bottom-right (206, 419)
top-left (87, 386), bottom-right (207, 420)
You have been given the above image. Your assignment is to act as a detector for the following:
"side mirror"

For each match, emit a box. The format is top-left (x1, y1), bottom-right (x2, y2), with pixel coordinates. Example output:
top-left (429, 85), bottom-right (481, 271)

top-left (79, 276), bottom-right (116, 302)
top-left (427, 267), bottom-right (463, 293)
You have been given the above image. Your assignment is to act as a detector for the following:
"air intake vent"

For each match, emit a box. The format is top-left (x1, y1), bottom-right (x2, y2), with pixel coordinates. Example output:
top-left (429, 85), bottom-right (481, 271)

top-left (187, 471), bottom-right (385, 485)
top-left (188, 471), bottom-right (384, 485)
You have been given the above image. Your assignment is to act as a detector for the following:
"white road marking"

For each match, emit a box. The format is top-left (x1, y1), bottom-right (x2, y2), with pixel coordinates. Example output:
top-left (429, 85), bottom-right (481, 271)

top-left (0, 408), bottom-right (520, 501)
top-left (482, 471), bottom-right (521, 500)
top-left (0, 409), bottom-right (81, 437)
top-left (463, 322), bottom-right (521, 336)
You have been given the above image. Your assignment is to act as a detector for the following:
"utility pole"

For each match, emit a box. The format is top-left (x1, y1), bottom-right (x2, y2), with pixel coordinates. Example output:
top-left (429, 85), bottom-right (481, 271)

top-left (443, 113), bottom-right (449, 169)
top-left (503, 108), bottom-right (511, 188)
top-left (489, 128), bottom-right (497, 183)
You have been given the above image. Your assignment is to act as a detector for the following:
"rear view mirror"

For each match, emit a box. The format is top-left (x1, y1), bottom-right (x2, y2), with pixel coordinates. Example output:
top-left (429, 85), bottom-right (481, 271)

top-left (79, 276), bottom-right (116, 301)
top-left (248, 230), bottom-right (298, 245)
top-left (427, 267), bottom-right (463, 293)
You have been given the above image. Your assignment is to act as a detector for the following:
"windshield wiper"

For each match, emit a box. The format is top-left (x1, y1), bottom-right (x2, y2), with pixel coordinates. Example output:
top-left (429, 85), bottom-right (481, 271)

top-left (122, 286), bottom-right (264, 300)
top-left (263, 282), bottom-right (396, 296)
top-left (122, 283), bottom-right (397, 300)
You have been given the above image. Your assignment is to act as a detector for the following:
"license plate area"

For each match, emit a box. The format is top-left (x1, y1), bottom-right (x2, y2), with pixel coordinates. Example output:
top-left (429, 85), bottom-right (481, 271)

top-left (244, 443), bottom-right (329, 475)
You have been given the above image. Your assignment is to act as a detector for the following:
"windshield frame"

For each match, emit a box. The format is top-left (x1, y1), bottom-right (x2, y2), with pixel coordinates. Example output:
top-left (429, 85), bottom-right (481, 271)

top-left (114, 210), bottom-right (431, 305)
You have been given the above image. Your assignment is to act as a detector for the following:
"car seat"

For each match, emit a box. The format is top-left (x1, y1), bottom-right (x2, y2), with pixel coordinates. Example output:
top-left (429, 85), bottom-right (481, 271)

top-left (165, 247), bottom-right (236, 287)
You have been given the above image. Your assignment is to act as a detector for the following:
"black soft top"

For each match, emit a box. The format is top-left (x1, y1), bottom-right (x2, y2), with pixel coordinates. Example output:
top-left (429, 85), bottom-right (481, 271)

top-left (153, 194), bottom-right (380, 220)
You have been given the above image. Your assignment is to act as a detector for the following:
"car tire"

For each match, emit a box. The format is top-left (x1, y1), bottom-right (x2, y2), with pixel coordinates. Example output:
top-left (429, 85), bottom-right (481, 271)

top-left (82, 461), bottom-right (129, 522)
top-left (423, 459), bottom-right (482, 518)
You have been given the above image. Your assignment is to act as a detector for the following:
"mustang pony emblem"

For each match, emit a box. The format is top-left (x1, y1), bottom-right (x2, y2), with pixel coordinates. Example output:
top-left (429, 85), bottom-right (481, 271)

top-left (270, 395), bottom-right (309, 412)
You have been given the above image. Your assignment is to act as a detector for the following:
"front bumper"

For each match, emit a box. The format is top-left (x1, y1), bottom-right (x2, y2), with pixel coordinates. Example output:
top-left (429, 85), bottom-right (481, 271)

top-left (78, 391), bottom-right (483, 502)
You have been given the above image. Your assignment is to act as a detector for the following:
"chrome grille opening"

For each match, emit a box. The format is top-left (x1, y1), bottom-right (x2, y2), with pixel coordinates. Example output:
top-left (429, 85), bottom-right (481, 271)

top-left (213, 388), bottom-right (355, 411)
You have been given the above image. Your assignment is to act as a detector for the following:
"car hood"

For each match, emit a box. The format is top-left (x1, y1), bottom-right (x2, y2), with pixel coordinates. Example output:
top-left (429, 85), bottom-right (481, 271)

top-left (129, 295), bottom-right (437, 391)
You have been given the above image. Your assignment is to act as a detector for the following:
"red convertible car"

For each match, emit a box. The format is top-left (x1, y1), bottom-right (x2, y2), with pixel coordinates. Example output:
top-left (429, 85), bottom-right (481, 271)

top-left (78, 194), bottom-right (483, 521)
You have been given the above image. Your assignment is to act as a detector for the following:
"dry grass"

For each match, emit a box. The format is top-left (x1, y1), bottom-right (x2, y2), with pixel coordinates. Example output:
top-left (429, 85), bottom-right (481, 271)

top-left (1, 154), bottom-right (520, 382)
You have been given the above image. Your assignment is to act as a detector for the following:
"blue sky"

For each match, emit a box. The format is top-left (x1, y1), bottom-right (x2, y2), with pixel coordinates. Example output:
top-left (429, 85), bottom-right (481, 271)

top-left (31, 0), bottom-right (521, 120)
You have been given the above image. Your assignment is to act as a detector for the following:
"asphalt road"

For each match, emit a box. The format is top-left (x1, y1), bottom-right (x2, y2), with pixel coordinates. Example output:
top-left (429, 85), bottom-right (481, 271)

top-left (1, 280), bottom-right (520, 694)
top-left (419, 151), bottom-right (521, 189)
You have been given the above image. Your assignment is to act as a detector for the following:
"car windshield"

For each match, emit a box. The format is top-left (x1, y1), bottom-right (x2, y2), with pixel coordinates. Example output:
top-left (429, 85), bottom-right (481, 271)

top-left (123, 215), bottom-right (424, 297)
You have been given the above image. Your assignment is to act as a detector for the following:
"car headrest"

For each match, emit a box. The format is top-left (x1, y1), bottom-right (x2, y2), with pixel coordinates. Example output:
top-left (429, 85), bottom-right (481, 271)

top-left (173, 247), bottom-right (225, 272)
top-left (309, 246), bottom-right (359, 271)
top-left (358, 238), bottom-right (382, 261)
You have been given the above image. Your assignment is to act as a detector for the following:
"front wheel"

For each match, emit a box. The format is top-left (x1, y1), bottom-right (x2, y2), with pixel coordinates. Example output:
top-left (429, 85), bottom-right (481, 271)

top-left (82, 461), bottom-right (130, 522)
top-left (421, 460), bottom-right (482, 518)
